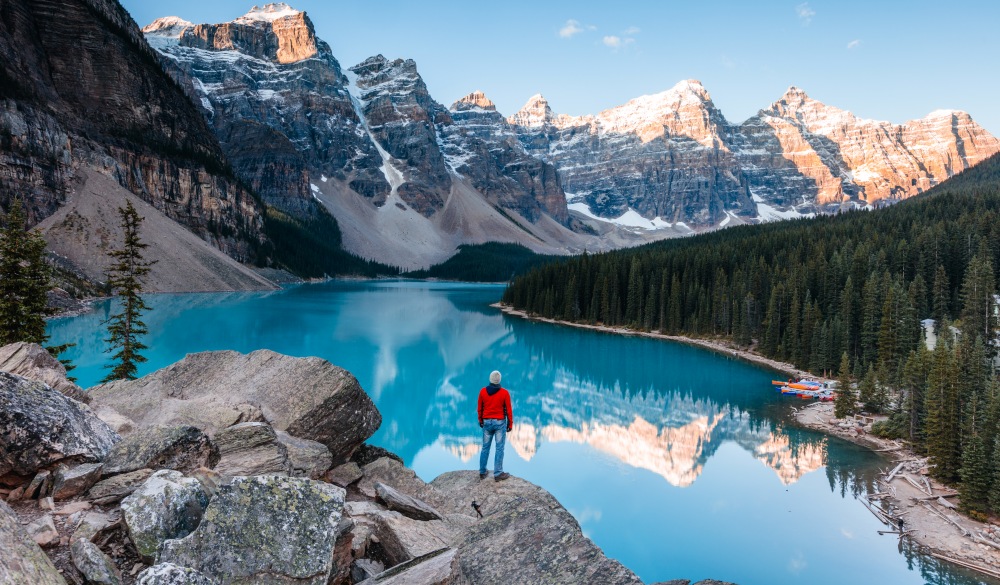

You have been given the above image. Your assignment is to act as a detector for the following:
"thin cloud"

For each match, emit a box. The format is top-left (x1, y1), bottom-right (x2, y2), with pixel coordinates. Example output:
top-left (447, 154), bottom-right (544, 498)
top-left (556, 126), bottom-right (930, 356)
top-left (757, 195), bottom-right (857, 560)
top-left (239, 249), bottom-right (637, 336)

top-left (846, 39), bottom-right (862, 49)
top-left (624, 26), bottom-right (641, 35)
top-left (796, 2), bottom-right (815, 25)
top-left (603, 35), bottom-right (622, 48)
top-left (559, 19), bottom-right (583, 38)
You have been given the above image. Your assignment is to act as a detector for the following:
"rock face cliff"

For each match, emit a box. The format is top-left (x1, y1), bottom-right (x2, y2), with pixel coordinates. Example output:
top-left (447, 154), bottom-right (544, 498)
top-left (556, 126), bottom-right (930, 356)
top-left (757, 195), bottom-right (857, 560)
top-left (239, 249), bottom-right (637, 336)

top-left (0, 0), bottom-right (267, 261)
top-left (508, 81), bottom-right (1000, 227)
top-left (143, 5), bottom-right (587, 269)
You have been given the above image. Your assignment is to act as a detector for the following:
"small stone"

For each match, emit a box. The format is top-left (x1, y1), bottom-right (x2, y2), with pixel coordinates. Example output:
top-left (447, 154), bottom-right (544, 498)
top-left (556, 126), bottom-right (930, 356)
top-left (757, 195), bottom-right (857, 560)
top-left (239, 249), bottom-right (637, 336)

top-left (54, 501), bottom-right (92, 516)
top-left (71, 539), bottom-right (123, 585)
top-left (5, 483), bottom-right (27, 502)
top-left (52, 463), bottom-right (103, 500)
top-left (135, 562), bottom-right (216, 585)
top-left (26, 513), bottom-right (59, 547)
top-left (351, 558), bottom-right (384, 582)
top-left (325, 462), bottom-right (363, 488)
top-left (212, 422), bottom-right (291, 477)
top-left (275, 430), bottom-right (333, 478)
top-left (375, 482), bottom-right (443, 521)
top-left (39, 496), bottom-right (55, 510)
top-left (72, 511), bottom-right (112, 543)
top-left (23, 470), bottom-right (51, 500)
top-left (87, 468), bottom-right (155, 503)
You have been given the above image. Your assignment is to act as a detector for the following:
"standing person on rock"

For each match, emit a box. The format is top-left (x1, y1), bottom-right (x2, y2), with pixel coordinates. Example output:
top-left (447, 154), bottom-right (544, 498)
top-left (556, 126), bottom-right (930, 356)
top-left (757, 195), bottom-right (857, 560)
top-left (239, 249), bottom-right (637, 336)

top-left (478, 370), bottom-right (513, 481)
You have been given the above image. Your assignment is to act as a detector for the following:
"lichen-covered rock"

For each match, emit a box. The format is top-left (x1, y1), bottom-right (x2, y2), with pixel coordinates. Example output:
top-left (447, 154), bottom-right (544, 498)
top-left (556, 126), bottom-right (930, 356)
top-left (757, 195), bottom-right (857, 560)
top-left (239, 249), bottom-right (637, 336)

top-left (0, 372), bottom-right (118, 480)
top-left (0, 501), bottom-right (66, 584)
top-left (430, 471), bottom-right (643, 585)
top-left (274, 430), bottom-right (332, 478)
top-left (71, 538), bottom-right (123, 585)
top-left (135, 562), bottom-right (217, 585)
top-left (102, 426), bottom-right (219, 477)
top-left (0, 342), bottom-right (87, 402)
top-left (159, 475), bottom-right (346, 585)
top-left (375, 482), bottom-right (442, 521)
top-left (52, 462), bottom-right (103, 500)
top-left (121, 470), bottom-right (209, 562)
top-left (89, 350), bottom-right (381, 464)
top-left (72, 511), bottom-right (112, 543)
top-left (356, 548), bottom-right (465, 585)
top-left (88, 468), bottom-right (154, 504)
top-left (212, 422), bottom-right (290, 477)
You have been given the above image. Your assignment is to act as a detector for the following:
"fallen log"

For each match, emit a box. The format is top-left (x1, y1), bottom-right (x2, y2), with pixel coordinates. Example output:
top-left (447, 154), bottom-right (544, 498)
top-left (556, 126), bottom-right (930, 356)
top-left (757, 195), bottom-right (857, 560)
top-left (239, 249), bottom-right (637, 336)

top-left (885, 462), bottom-right (906, 482)
top-left (937, 496), bottom-right (957, 510)
top-left (928, 552), bottom-right (1000, 580)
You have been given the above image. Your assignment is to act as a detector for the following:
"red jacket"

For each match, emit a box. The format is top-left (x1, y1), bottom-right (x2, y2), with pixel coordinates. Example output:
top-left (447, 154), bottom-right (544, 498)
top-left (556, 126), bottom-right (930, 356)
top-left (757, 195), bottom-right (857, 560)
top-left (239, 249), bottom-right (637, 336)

top-left (478, 385), bottom-right (512, 427)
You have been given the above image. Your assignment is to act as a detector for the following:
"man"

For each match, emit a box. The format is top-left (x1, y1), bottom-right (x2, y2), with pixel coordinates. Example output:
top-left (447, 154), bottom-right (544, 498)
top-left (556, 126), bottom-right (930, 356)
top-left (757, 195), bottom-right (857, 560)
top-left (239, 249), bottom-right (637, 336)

top-left (478, 369), bottom-right (513, 481)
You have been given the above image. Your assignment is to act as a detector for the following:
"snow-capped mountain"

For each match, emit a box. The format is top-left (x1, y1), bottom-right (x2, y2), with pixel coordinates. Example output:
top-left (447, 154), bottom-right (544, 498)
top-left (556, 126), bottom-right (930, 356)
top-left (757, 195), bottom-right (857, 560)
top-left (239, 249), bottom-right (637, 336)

top-left (508, 82), bottom-right (1000, 228)
top-left (143, 5), bottom-right (612, 268)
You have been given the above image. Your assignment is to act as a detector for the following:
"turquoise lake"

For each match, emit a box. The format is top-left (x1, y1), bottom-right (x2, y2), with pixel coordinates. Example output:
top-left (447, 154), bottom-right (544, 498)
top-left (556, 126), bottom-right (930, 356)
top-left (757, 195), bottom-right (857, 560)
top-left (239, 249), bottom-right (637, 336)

top-left (48, 280), bottom-right (995, 585)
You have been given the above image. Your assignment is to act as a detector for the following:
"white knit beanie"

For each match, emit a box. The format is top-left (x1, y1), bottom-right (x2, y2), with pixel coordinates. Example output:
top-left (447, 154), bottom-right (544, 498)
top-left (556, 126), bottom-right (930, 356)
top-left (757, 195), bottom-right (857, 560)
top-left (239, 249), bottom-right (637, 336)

top-left (489, 370), bottom-right (501, 385)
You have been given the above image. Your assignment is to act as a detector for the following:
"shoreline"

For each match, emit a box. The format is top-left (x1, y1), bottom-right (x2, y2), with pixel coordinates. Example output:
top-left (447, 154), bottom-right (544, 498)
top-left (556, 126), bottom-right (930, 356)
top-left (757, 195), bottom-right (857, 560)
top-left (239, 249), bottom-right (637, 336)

top-left (495, 302), bottom-right (1000, 582)
top-left (492, 302), bottom-right (817, 380)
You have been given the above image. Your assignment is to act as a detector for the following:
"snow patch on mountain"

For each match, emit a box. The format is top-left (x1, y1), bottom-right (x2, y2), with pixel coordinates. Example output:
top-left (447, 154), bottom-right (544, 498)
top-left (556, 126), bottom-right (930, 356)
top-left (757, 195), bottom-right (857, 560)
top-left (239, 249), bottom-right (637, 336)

top-left (236, 3), bottom-right (301, 23)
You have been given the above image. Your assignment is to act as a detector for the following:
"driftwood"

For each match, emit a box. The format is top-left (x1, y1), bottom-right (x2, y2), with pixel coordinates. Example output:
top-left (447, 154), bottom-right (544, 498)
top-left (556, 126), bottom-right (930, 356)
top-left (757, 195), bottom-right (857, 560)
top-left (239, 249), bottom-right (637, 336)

top-left (904, 474), bottom-right (933, 496)
top-left (922, 502), bottom-right (970, 536)
top-left (974, 533), bottom-right (1000, 551)
top-left (861, 497), bottom-right (892, 525)
top-left (937, 496), bottom-right (957, 510)
top-left (914, 493), bottom-right (957, 501)
top-left (885, 462), bottom-right (906, 482)
top-left (928, 552), bottom-right (1000, 580)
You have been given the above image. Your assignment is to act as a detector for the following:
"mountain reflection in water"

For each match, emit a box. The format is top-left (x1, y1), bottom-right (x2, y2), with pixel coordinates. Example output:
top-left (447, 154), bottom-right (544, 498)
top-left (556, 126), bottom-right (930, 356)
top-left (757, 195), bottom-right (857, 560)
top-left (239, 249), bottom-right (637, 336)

top-left (47, 281), bottom-right (998, 585)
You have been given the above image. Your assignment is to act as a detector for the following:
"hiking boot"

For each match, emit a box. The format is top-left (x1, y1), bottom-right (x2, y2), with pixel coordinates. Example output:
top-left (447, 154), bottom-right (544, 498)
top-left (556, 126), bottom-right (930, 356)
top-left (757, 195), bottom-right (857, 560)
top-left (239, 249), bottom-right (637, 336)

top-left (494, 472), bottom-right (511, 482)
top-left (479, 472), bottom-right (488, 479)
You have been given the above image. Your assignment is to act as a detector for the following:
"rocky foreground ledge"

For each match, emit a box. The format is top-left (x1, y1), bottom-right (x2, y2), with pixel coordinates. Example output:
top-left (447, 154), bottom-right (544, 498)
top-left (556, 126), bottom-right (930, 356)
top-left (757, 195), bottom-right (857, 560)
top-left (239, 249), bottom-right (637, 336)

top-left (0, 345), bottom-right (732, 585)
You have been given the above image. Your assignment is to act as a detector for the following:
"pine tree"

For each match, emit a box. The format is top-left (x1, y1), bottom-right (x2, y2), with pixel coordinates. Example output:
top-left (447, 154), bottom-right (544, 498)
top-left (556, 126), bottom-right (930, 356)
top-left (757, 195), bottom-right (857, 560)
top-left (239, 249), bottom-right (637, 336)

top-left (102, 200), bottom-right (155, 382)
top-left (959, 433), bottom-right (991, 515)
top-left (990, 437), bottom-right (1000, 514)
top-left (0, 199), bottom-right (51, 345)
top-left (858, 366), bottom-right (880, 413)
top-left (834, 352), bottom-right (857, 419)
top-left (959, 247), bottom-right (996, 356)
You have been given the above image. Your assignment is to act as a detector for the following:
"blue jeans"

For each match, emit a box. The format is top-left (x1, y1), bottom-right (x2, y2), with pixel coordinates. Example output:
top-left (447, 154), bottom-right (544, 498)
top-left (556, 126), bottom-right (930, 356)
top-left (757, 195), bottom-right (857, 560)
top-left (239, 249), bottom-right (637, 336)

top-left (479, 419), bottom-right (507, 477)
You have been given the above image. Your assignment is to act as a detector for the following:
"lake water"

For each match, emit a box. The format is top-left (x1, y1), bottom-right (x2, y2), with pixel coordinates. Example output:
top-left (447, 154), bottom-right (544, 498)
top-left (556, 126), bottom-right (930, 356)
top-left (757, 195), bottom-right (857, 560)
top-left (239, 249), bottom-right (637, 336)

top-left (48, 281), bottom-right (994, 585)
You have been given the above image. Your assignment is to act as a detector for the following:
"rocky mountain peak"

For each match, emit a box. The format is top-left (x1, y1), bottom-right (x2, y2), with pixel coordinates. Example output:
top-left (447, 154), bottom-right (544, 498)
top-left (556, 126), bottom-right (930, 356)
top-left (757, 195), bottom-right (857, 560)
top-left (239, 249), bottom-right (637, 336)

top-left (173, 3), bottom-right (321, 64)
top-left (142, 16), bottom-right (193, 36)
top-left (452, 90), bottom-right (496, 112)
top-left (507, 94), bottom-right (555, 128)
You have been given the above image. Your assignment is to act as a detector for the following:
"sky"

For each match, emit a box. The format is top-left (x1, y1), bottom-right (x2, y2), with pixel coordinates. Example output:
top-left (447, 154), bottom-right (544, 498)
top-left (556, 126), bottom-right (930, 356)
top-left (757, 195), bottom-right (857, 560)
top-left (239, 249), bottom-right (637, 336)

top-left (119, 0), bottom-right (1000, 135)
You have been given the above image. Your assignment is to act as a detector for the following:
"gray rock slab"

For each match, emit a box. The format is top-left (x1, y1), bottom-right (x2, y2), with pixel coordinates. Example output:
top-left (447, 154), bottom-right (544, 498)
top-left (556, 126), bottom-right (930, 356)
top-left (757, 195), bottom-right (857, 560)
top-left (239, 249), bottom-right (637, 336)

top-left (358, 548), bottom-right (464, 585)
top-left (88, 350), bottom-right (381, 463)
top-left (71, 511), bottom-right (112, 543)
top-left (21, 469), bottom-right (51, 500)
top-left (159, 475), bottom-right (346, 585)
top-left (25, 513), bottom-right (59, 547)
top-left (351, 558), bottom-right (384, 582)
top-left (275, 430), bottom-right (332, 478)
top-left (135, 562), bottom-right (217, 585)
top-left (102, 426), bottom-right (219, 477)
top-left (376, 481), bottom-right (443, 521)
top-left (430, 471), bottom-right (644, 585)
top-left (87, 468), bottom-right (154, 503)
top-left (52, 462), bottom-right (103, 500)
top-left (212, 423), bottom-right (290, 477)
top-left (71, 538), bottom-right (123, 585)
top-left (0, 500), bottom-right (67, 584)
top-left (325, 461), bottom-right (363, 487)
top-left (0, 371), bottom-right (118, 479)
top-left (121, 470), bottom-right (209, 562)
top-left (0, 341), bottom-right (86, 402)
top-left (373, 511), bottom-right (456, 566)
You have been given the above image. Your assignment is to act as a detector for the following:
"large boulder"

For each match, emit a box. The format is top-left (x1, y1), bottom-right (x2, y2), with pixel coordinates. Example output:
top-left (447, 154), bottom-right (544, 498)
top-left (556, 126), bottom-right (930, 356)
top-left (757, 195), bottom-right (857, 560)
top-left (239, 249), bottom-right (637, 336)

top-left (0, 501), bottom-right (66, 584)
top-left (0, 372), bottom-right (118, 481)
top-left (121, 470), bottom-right (210, 562)
top-left (275, 430), bottom-right (333, 479)
top-left (212, 422), bottom-right (291, 477)
top-left (430, 472), bottom-right (644, 585)
top-left (102, 426), bottom-right (219, 477)
top-left (89, 350), bottom-right (381, 463)
top-left (159, 475), bottom-right (346, 585)
top-left (0, 341), bottom-right (86, 402)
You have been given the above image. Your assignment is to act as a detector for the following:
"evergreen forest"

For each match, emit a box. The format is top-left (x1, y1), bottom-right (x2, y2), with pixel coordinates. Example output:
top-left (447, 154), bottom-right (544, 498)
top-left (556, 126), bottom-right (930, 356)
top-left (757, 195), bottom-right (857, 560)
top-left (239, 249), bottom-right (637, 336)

top-left (503, 153), bottom-right (1000, 515)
